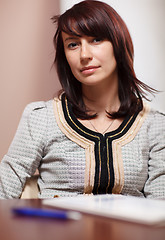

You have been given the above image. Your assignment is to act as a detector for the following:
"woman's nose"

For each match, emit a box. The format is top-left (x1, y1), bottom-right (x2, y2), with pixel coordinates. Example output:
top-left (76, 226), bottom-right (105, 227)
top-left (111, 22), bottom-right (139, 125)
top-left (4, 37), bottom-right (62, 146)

top-left (80, 43), bottom-right (93, 61)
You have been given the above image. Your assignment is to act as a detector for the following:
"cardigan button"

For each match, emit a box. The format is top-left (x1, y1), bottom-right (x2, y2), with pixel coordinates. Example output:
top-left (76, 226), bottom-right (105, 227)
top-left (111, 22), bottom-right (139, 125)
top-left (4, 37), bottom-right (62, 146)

top-left (54, 195), bottom-right (59, 198)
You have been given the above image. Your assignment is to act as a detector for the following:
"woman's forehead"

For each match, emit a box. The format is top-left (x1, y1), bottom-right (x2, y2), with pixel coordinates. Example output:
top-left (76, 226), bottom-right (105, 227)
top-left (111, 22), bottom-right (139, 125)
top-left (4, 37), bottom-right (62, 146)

top-left (62, 32), bottom-right (96, 42)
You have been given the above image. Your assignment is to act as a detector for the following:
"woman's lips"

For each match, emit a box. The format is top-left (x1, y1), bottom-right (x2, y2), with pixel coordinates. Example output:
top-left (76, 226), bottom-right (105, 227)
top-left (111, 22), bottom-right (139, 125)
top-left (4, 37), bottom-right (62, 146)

top-left (80, 66), bottom-right (100, 75)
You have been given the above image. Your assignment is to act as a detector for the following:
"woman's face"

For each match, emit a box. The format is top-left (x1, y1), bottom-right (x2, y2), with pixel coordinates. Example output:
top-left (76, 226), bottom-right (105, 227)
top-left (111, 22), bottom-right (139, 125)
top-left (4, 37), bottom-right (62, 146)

top-left (62, 32), bottom-right (118, 88)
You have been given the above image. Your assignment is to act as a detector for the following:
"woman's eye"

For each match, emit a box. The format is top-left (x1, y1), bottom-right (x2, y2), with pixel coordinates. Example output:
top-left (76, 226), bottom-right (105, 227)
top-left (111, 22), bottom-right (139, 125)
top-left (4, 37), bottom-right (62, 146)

top-left (93, 38), bottom-right (102, 43)
top-left (68, 42), bottom-right (78, 49)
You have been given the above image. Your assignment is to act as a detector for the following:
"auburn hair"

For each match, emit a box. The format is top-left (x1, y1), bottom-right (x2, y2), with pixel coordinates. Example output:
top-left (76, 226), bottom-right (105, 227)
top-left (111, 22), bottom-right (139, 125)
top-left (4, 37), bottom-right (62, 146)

top-left (52, 0), bottom-right (156, 119)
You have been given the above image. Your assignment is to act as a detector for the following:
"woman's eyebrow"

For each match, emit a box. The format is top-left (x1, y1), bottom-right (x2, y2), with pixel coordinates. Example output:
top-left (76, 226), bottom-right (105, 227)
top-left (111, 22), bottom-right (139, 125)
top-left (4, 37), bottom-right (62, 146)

top-left (64, 37), bottom-right (79, 42)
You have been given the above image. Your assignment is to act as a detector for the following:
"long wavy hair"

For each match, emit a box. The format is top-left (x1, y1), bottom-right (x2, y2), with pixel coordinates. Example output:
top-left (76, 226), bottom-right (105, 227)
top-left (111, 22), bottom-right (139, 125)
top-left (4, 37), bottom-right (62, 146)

top-left (52, 0), bottom-right (156, 119)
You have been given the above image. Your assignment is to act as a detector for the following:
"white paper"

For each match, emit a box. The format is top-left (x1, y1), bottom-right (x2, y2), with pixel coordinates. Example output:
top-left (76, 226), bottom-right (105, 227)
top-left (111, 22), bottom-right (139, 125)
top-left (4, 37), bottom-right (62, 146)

top-left (43, 194), bottom-right (165, 225)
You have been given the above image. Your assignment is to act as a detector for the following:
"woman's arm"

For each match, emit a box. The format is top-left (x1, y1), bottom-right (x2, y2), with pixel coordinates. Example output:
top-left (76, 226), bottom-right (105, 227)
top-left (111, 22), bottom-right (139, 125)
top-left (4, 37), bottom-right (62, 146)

top-left (144, 110), bottom-right (165, 199)
top-left (0, 102), bottom-right (47, 199)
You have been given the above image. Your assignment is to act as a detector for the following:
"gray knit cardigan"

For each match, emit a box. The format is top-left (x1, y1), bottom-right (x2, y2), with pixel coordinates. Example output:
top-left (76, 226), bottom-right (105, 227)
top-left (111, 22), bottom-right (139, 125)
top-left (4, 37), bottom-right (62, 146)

top-left (0, 95), bottom-right (165, 199)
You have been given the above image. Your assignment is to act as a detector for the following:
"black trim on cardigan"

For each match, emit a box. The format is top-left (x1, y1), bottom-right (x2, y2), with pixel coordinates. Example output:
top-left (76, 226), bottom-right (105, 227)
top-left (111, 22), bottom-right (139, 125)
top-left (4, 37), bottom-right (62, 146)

top-left (61, 93), bottom-right (140, 194)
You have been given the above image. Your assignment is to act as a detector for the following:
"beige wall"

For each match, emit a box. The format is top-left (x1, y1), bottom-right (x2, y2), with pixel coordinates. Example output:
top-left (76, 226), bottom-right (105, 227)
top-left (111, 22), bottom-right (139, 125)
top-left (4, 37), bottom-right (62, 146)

top-left (0, 0), bottom-right (61, 160)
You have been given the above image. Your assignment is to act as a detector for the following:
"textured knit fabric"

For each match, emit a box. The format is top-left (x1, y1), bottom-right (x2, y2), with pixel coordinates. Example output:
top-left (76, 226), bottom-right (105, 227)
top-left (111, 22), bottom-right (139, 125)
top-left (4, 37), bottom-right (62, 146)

top-left (0, 96), bottom-right (165, 199)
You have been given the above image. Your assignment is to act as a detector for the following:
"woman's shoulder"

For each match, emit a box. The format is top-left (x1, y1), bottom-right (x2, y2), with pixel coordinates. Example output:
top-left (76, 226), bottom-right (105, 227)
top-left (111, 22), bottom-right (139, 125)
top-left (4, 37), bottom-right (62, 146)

top-left (146, 103), bottom-right (165, 121)
top-left (22, 99), bottom-right (54, 116)
top-left (143, 102), bottom-right (165, 135)
top-left (16, 100), bottom-right (55, 137)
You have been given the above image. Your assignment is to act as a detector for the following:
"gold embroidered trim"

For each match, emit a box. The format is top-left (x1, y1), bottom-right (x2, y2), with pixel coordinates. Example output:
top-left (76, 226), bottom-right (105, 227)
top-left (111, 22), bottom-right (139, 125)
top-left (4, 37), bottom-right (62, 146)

top-left (53, 96), bottom-right (150, 195)
top-left (53, 98), bottom-right (96, 194)
top-left (105, 116), bottom-right (133, 192)
top-left (64, 96), bottom-right (102, 194)
top-left (111, 103), bottom-right (150, 194)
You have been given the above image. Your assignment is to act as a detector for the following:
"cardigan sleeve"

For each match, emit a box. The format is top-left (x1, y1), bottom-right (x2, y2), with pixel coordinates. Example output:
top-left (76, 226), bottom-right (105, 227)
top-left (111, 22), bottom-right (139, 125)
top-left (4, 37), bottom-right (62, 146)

top-left (0, 102), bottom-right (48, 199)
top-left (143, 110), bottom-right (165, 199)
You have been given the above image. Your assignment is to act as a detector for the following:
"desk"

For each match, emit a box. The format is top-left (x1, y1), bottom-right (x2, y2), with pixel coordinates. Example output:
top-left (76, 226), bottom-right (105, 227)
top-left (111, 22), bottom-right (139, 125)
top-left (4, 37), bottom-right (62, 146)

top-left (0, 199), bottom-right (164, 240)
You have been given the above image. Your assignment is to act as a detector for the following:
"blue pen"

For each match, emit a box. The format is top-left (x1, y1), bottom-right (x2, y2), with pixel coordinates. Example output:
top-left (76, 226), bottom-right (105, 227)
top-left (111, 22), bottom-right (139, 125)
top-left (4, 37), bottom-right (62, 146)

top-left (12, 207), bottom-right (81, 220)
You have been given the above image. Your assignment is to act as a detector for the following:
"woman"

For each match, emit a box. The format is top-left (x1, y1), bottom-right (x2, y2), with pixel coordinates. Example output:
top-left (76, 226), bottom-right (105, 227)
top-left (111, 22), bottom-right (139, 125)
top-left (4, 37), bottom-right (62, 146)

top-left (0, 0), bottom-right (164, 199)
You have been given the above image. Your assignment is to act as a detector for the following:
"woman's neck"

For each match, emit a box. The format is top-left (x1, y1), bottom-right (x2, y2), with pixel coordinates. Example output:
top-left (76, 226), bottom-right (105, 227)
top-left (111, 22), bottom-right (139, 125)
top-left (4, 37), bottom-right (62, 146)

top-left (82, 81), bottom-right (120, 116)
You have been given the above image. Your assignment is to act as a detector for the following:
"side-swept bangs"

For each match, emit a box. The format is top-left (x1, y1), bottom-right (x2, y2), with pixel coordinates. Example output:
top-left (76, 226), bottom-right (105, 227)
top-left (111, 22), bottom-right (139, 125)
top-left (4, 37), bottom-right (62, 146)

top-left (56, 5), bottom-right (114, 40)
